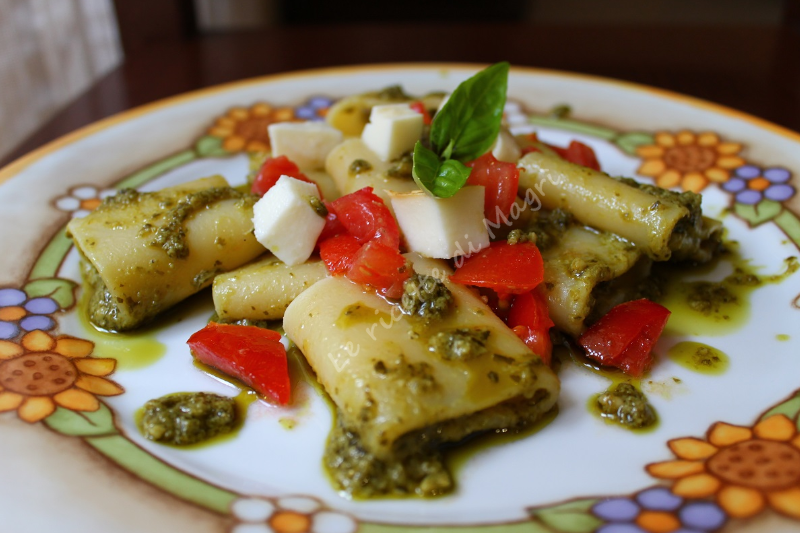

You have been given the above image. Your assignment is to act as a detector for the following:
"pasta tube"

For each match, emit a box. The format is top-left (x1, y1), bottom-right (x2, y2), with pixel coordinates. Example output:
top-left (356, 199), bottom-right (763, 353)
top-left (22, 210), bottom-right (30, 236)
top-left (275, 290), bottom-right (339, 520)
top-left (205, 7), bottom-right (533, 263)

top-left (213, 255), bottom-right (328, 321)
top-left (68, 176), bottom-right (264, 331)
top-left (284, 254), bottom-right (559, 496)
top-left (518, 151), bottom-right (691, 261)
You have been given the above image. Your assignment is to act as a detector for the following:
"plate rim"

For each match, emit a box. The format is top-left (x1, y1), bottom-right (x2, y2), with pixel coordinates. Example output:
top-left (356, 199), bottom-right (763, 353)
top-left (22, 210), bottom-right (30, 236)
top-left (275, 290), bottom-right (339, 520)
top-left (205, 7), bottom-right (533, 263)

top-left (3, 61), bottom-right (800, 188)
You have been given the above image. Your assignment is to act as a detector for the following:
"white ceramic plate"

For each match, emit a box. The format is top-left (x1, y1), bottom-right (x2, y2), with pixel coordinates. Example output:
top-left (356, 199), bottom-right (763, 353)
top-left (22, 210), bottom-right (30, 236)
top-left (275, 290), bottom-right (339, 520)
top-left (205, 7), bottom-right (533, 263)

top-left (2, 64), bottom-right (800, 533)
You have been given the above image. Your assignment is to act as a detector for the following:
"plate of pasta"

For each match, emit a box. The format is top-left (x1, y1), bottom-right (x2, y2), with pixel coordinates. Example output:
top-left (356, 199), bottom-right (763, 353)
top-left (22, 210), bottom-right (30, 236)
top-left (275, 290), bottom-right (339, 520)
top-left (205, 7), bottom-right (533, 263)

top-left (1, 63), bottom-right (800, 533)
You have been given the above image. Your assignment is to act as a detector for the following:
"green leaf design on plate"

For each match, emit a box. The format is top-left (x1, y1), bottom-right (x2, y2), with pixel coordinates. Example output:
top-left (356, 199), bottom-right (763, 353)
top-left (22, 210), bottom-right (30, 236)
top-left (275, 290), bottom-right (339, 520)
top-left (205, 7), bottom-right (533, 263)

top-left (774, 208), bottom-right (800, 245)
top-left (115, 150), bottom-right (197, 189)
top-left (195, 135), bottom-right (231, 158)
top-left (360, 523), bottom-right (551, 533)
top-left (529, 498), bottom-right (603, 533)
top-left (23, 278), bottom-right (78, 310)
top-left (44, 404), bottom-right (118, 437)
top-left (528, 116), bottom-right (617, 141)
top-left (734, 200), bottom-right (783, 226)
top-left (28, 228), bottom-right (74, 280)
top-left (86, 434), bottom-right (238, 514)
top-left (615, 131), bottom-right (655, 155)
top-left (761, 390), bottom-right (800, 425)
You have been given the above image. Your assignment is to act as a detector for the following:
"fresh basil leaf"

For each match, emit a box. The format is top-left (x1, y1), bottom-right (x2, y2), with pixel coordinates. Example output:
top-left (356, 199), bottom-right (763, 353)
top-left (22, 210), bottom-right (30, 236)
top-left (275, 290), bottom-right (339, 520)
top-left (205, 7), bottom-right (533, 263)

top-left (411, 141), bottom-right (441, 195)
top-left (431, 62), bottom-right (509, 162)
top-left (433, 159), bottom-right (472, 198)
top-left (412, 142), bottom-right (472, 198)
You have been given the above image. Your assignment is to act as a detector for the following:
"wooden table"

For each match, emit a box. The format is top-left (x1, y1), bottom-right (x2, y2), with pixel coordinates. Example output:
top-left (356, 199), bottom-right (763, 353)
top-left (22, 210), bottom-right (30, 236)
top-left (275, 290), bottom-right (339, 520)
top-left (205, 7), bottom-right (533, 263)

top-left (2, 23), bottom-right (799, 168)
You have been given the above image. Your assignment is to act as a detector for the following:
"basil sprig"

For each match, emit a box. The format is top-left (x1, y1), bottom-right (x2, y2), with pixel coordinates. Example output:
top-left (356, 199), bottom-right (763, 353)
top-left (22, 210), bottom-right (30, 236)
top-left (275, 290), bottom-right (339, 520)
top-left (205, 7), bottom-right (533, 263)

top-left (412, 62), bottom-right (510, 198)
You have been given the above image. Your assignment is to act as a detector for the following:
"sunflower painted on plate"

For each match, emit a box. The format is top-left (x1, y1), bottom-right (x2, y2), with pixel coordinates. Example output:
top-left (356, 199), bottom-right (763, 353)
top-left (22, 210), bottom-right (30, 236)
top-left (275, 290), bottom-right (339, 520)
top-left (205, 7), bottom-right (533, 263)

top-left (207, 103), bottom-right (296, 153)
top-left (635, 131), bottom-right (745, 193)
top-left (0, 330), bottom-right (123, 423)
top-left (647, 414), bottom-right (800, 520)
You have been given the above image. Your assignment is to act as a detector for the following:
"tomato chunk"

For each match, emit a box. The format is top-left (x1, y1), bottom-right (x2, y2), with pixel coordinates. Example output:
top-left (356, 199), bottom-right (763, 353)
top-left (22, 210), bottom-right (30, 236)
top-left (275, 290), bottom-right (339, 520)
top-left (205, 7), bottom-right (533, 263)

top-left (328, 187), bottom-right (400, 249)
top-left (465, 152), bottom-right (520, 224)
top-left (409, 101), bottom-right (432, 125)
top-left (187, 323), bottom-right (290, 405)
top-left (578, 299), bottom-right (671, 377)
top-left (507, 289), bottom-right (555, 364)
top-left (519, 134), bottom-right (601, 171)
top-left (450, 241), bottom-right (544, 295)
top-left (346, 240), bottom-right (410, 299)
top-left (561, 140), bottom-right (600, 171)
top-left (320, 233), bottom-right (362, 274)
top-left (251, 155), bottom-right (317, 196)
top-left (316, 206), bottom-right (346, 244)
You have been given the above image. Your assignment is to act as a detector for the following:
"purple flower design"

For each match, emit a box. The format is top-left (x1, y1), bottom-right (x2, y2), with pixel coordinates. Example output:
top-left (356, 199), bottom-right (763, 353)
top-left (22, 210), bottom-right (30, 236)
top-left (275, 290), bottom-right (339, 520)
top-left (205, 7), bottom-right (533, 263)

top-left (592, 487), bottom-right (727, 533)
top-left (294, 96), bottom-right (333, 121)
top-left (722, 165), bottom-right (795, 205)
top-left (0, 288), bottom-right (59, 340)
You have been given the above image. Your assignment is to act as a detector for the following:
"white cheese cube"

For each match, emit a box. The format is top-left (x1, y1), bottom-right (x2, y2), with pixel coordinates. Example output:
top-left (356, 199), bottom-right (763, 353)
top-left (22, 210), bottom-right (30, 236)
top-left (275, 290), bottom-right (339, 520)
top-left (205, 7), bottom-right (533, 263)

top-left (361, 103), bottom-right (423, 162)
top-left (390, 186), bottom-right (490, 259)
top-left (268, 122), bottom-right (343, 170)
top-left (490, 127), bottom-right (522, 163)
top-left (252, 176), bottom-right (326, 265)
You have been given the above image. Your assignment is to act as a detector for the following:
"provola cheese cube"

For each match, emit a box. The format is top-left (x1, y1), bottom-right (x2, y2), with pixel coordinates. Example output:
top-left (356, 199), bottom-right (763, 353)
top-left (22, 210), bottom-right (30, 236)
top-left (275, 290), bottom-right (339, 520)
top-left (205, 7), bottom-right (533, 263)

top-left (252, 176), bottom-right (325, 265)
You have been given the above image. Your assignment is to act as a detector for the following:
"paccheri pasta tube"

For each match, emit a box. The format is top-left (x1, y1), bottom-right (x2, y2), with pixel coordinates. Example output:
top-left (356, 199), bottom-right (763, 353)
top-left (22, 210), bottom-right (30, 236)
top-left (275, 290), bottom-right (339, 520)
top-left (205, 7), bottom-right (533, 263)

top-left (518, 151), bottom-right (722, 262)
top-left (67, 176), bottom-right (264, 331)
top-left (283, 254), bottom-right (559, 497)
top-left (540, 225), bottom-right (647, 336)
top-left (325, 138), bottom-right (419, 213)
top-left (213, 255), bottom-right (328, 322)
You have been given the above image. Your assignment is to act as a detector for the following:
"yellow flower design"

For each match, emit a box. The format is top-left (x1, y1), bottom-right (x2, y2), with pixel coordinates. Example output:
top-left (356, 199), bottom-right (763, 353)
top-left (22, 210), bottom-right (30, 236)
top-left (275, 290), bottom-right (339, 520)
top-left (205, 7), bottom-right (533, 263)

top-left (636, 131), bottom-right (745, 192)
top-left (647, 414), bottom-right (800, 520)
top-left (0, 331), bottom-right (123, 423)
top-left (207, 103), bottom-right (295, 153)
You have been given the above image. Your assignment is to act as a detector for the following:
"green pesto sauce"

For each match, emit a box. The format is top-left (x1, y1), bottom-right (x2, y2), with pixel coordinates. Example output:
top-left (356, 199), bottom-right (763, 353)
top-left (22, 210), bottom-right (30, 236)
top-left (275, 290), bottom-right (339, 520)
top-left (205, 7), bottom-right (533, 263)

top-left (135, 390), bottom-right (255, 449)
top-left (446, 407), bottom-right (559, 476)
top-left (147, 187), bottom-right (257, 259)
top-left (386, 152), bottom-right (414, 179)
top-left (429, 327), bottom-right (491, 362)
top-left (306, 195), bottom-right (328, 217)
top-left (523, 208), bottom-right (574, 251)
top-left (591, 382), bottom-right (658, 430)
top-left (137, 392), bottom-right (238, 446)
top-left (668, 341), bottom-right (729, 375)
top-left (401, 273), bottom-right (453, 321)
top-left (192, 260), bottom-right (223, 289)
top-left (348, 159), bottom-right (373, 175)
top-left (658, 249), bottom-right (798, 337)
top-left (77, 290), bottom-right (166, 370)
top-left (279, 417), bottom-right (297, 430)
top-left (554, 343), bottom-right (659, 433)
top-left (335, 302), bottom-right (391, 329)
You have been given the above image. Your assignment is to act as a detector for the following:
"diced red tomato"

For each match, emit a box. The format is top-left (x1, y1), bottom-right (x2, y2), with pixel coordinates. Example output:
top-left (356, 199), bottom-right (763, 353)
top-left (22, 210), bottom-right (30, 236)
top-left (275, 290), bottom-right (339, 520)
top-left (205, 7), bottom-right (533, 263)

top-left (578, 299), bottom-right (671, 377)
top-left (316, 206), bottom-right (346, 244)
top-left (409, 101), bottom-right (432, 125)
top-left (346, 240), bottom-right (410, 299)
top-left (320, 233), bottom-right (362, 274)
top-left (328, 187), bottom-right (400, 249)
top-left (450, 241), bottom-right (544, 295)
top-left (251, 155), bottom-right (318, 197)
top-left (507, 289), bottom-right (555, 364)
top-left (519, 134), bottom-right (601, 171)
top-left (465, 152), bottom-right (520, 224)
top-left (187, 323), bottom-right (291, 405)
top-left (560, 140), bottom-right (600, 171)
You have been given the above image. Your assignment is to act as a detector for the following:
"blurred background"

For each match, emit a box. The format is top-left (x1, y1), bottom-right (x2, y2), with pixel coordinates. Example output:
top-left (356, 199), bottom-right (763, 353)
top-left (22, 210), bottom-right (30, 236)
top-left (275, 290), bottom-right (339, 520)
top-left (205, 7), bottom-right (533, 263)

top-left (1, 0), bottom-right (798, 165)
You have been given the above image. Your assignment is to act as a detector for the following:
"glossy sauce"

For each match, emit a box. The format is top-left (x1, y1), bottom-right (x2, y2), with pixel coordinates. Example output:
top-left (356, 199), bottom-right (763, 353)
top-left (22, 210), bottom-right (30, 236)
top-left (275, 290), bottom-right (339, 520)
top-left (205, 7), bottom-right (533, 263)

top-left (668, 341), bottom-right (729, 375)
top-left (77, 291), bottom-right (166, 370)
